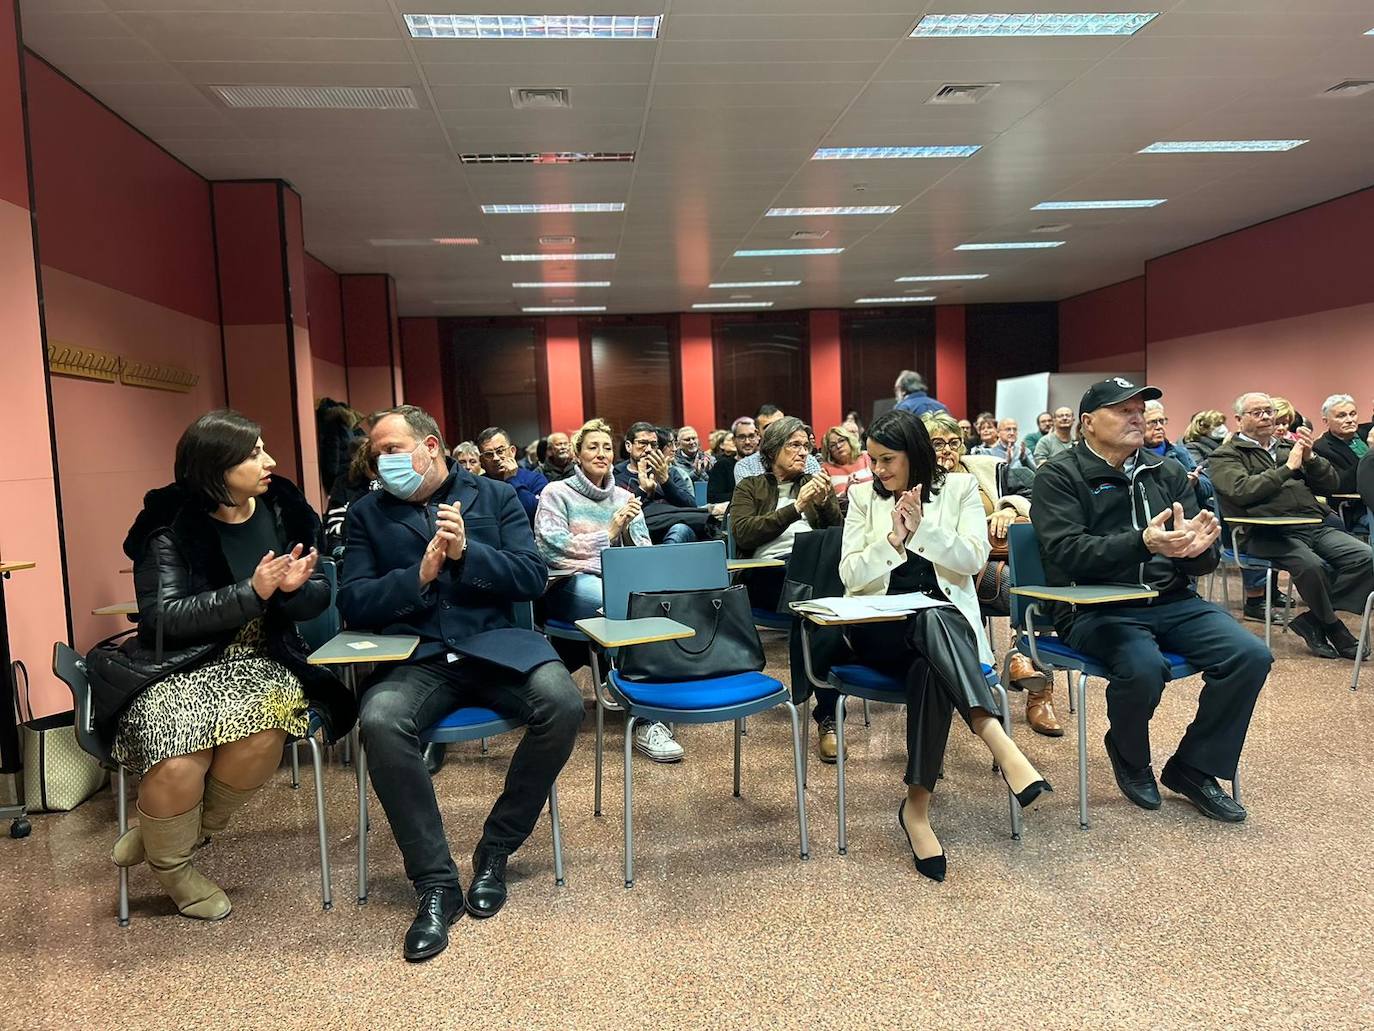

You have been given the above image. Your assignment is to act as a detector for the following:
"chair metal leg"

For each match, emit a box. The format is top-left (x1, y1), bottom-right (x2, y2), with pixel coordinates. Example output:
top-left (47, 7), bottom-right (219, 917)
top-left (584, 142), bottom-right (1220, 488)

top-left (1066, 669), bottom-right (1075, 714)
top-left (116, 766), bottom-right (130, 927)
top-left (1264, 569), bottom-right (1273, 651)
top-left (1232, 768), bottom-right (1242, 807)
top-left (740, 716), bottom-right (748, 736)
top-left (356, 731), bottom-right (369, 904)
top-left (1220, 561), bottom-right (1231, 611)
top-left (480, 737), bottom-right (489, 755)
top-left (835, 694), bottom-right (849, 855)
top-left (306, 736), bottom-right (332, 911)
top-left (1352, 590), bottom-right (1374, 691)
top-left (623, 712), bottom-right (635, 888)
top-left (594, 695), bottom-right (605, 816)
top-left (861, 699), bottom-right (871, 727)
top-left (785, 701), bottom-right (810, 861)
top-left (290, 739), bottom-right (301, 789)
top-left (733, 718), bottom-right (742, 798)
top-left (549, 784), bottom-right (566, 887)
top-left (995, 682), bottom-right (1021, 841)
top-left (1073, 671), bottom-right (1089, 830)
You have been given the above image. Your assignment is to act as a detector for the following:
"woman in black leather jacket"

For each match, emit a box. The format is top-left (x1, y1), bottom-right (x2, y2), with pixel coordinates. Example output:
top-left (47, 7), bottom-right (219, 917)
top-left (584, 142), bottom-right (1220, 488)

top-left (94, 410), bottom-right (354, 920)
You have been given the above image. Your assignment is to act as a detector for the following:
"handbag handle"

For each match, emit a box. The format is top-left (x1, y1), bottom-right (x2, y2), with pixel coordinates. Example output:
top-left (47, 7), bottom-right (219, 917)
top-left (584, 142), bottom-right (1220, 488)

top-left (657, 598), bottom-right (724, 656)
top-left (12, 660), bottom-right (30, 724)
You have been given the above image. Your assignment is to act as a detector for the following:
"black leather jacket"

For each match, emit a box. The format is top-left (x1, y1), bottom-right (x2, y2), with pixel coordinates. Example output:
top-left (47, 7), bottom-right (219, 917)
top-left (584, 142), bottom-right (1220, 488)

top-left (85, 476), bottom-right (356, 743)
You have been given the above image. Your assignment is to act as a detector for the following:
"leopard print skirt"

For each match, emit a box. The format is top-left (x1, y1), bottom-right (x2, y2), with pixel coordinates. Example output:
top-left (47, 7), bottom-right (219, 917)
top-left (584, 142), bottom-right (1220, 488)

top-left (113, 619), bottom-right (310, 776)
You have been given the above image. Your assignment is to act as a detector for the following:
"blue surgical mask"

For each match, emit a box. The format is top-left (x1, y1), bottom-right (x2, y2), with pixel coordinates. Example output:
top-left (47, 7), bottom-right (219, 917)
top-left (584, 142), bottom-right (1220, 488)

top-left (377, 446), bottom-right (432, 500)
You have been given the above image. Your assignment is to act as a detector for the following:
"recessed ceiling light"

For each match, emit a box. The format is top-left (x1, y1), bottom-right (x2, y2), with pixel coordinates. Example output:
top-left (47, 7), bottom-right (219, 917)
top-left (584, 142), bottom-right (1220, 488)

top-left (911, 12), bottom-right (1158, 37)
top-left (522, 305), bottom-right (607, 313)
top-left (1032, 199), bottom-right (1166, 210)
top-left (539, 235), bottom-right (577, 245)
top-left (895, 274), bottom-right (988, 282)
top-left (481, 203), bottom-right (624, 214)
top-left (405, 14), bottom-right (661, 39)
top-left (955, 241), bottom-right (1065, 250)
top-left (512, 281), bottom-right (610, 288)
top-left (693, 302), bottom-right (775, 309)
top-left (812, 146), bottom-right (981, 160)
top-left (734, 248), bottom-right (845, 257)
top-left (501, 252), bottom-right (616, 261)
top-left (432, 237), bottom-right (480, 245)
top-left (370, 237), bottom-right (480, 246)
top-left (1139, 140), bottom-right (1308, 153)
top-left (766, 206), bottom-right (900, 216)
top-left (709, 281), bottom-right (801, 288)
top-left (855, 296), bottom-right (936, 304)
top-left (460, 151), bottom-right (636, 164)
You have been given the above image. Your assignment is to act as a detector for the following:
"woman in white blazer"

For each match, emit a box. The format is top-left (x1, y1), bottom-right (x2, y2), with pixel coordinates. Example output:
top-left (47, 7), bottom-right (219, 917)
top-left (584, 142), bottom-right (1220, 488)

top-left (839, 410), bottom-right (1052, 882)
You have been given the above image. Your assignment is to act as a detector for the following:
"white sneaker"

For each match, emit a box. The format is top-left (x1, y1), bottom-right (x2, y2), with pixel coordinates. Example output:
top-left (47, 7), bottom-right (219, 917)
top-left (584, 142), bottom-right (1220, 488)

top-left (632, 720), bottom-right (684, 763)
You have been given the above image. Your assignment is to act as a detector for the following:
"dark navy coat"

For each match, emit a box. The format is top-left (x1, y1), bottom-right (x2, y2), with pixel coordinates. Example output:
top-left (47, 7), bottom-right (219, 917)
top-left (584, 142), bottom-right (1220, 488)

top-left (339, 464), bottom-right (558, 674)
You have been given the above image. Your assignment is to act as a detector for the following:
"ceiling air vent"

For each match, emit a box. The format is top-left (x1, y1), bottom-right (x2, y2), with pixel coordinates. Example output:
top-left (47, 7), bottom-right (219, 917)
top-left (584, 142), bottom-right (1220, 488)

top-left (790, 230), bottom-right (830, 241)
top-left (927, 82), bottom-right (999, 105)
top-left (511, 87), bottom-right (572, 109)
top-left (1322, 79), bottom-right (1374, 98)
top-left (539, 235), bottom-right (577, 245)
top-left (210, 85), bottom-right (418, 110)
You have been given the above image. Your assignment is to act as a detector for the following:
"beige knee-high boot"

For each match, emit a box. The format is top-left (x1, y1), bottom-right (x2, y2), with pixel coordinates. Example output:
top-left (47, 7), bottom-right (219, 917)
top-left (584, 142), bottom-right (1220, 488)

top-left (139, 803), bottom-right (231, 920)
top-left (113, 776), bottom-right (258, 868)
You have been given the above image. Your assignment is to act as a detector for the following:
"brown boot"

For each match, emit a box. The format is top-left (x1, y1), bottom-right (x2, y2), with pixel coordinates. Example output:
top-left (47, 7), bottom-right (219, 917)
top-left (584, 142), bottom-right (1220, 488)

top-left (113, 775), bottom-right (252, 869)
top-left (139, 803), bottom-right (231, 920)
top-left (1026, 686), bottom-right (1064, 738)
top-left (1007, 653), bottom-right (1046, 693)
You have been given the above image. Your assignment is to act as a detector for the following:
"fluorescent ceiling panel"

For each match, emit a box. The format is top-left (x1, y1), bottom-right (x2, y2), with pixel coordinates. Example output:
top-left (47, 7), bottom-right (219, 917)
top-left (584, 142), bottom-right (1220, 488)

top-left (405, 14), bottom-right (661, 39)
top-left (709, 281), bottom-right (801, 288)
top-left (692, 302), bottom-right (774, 309)
top-left (1139, 140), bottom-right (1307, 153)
top-left (911, 13), bottom-right (1158, 37)
top-left (371, 237), bottom-right (479, 246)
top-left (812, 146), bottom-right (980, 160)
top-left (1032, 199), bottom-right (1165, 210)
top-left (855, 296), bottom-right (936, 303)
top-left (459, 152), bottom-right (635, 164)
top-left (765, 206), bottom-right (900, 216)
top-left (501, 252), bottom-right (616, 261)
top-left (482, 203), bottom-right (625, 214)
top-left (512, 281), bottom-right (610, 288)
top-left (522, 305), bottom-right (607, 313)
top-left (734, 248), bottom-right (845, 257)
top-left (955, 241), bottom-right (1065, 250)
top-left (895, 274), bottom-right (988, 282)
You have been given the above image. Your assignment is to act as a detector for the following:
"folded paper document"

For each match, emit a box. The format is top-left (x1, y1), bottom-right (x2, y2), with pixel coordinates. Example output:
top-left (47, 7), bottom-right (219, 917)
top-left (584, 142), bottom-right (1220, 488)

top-left (790, 593), bottom-right (949, 620)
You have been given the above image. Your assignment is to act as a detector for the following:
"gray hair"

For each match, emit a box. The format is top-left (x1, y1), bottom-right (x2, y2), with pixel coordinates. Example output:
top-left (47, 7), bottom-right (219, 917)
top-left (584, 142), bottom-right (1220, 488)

top-left (373, 404), bottom-right (446, 453)
top-left (896, 369), bottom-right (926, 397)
top-left (453, 441), bottom-right (479, 459)
top-left (731, 416), bottom-right (756, 436)
top-left (1321, 393), bottom-right (1356, 419)
top-left (759, 416), bottom-right (808, 471)
top-left (1144, 399), bottom-right (1165, 414)
top-left (1233, 392), bottom-right (1269, 416)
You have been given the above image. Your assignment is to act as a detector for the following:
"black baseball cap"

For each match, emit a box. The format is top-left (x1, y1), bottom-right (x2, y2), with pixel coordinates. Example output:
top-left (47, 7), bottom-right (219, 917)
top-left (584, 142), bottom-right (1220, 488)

top-left (1078, 377), bottom-right (1162, 417)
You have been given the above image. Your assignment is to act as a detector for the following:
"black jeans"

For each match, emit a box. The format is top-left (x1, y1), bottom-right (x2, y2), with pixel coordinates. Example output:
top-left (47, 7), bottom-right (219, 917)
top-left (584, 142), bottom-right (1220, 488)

top-left (742, 565), bottom-right (837, 726)
top-left (359, 656), bottom-right (582, 894)
top-left (847, 605), bottom-right (1001, 791)
top-left (1243, 524), bottom-right (1374, 625)
top-left (1062, 594), bottom-right (1270, 779)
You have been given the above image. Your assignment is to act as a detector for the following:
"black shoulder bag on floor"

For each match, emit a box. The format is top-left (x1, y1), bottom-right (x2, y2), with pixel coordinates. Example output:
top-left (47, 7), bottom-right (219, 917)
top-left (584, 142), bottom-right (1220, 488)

top-left (618, 584), bottom-right (765, 682)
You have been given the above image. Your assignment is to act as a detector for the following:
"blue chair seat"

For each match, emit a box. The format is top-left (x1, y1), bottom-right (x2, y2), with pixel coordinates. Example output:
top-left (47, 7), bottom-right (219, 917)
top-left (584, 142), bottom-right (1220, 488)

top-left (830, 662), bottom-right (997, 696)
top-left (1018, 634), bottom-right (1190, 673)
top-left (752, 608), bottom-right (791, 628)
top-left (421, 706), bottom-right (522, 743)
top-left (610, 669), bottom-right (783, 710)
top-left (543, 616), bottom-right (587, 639)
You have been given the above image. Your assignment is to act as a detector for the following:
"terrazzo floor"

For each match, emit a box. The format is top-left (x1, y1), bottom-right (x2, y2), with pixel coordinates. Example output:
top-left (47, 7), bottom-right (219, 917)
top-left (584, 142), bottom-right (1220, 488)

top-left (6, 612), bottom-right (1373, 1030)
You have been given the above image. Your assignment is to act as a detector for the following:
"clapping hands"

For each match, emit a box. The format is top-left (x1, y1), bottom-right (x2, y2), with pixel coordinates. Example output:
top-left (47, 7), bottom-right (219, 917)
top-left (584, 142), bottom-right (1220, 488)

top-left (1143, 502), bottom-right (1220, 559)
top-left (887, 486), bottom-right (924, 552)
top-left (251, 544), bottom-right (318, 600)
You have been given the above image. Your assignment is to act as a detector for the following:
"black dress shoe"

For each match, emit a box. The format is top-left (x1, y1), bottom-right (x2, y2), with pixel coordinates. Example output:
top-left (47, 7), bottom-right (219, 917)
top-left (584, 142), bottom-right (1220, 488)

top-left (466, 850), bottom-right (508, 919)
top-left (897, 803), bottom-right (945, 883)
top-left (1103, 731), bottom-right (1160, 810)
top-left (1160, 757), bottom-right (1246, 823)
top-left (1242, 600), bottom-right (1286, 625)
top-left (403, 885), bottom-right (464, 962)
top-left (1323, 620), bottom-right (1369, 661)
top-left (1289, 612), bottom-right (1340, 659)
top-left (423, 742), bottom-right (448, 777)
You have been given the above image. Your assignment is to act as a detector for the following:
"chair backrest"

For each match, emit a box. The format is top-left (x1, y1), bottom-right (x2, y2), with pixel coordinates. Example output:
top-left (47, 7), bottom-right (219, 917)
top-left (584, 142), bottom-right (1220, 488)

top-left (51, 642), bottom-right (113, 766)
top-left (511, 599), bottom-right (535, 630)
top-left (723, 513), bottom-right (737, 560)
top-left (693, 480), bottom-right (708, 506)
top-left (601, 540), bottom-right (730, 620)
top-left (296, 557), bottom-right (340, 651)
top-left (1006, 522), bottom-right (1046, 632)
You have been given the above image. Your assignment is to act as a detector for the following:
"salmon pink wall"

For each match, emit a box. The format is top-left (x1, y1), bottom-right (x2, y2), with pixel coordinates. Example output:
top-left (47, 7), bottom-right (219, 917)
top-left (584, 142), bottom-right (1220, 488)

top-left (679, 313), bottom-right (714, 436)
top-left (1060, 278), bottom-right (1145, 373)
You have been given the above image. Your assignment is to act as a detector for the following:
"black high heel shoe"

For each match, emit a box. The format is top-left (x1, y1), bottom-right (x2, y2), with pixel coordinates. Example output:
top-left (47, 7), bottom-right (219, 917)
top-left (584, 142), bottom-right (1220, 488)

top-left (1002, 771), bottom-right (1054, 810)
top-left (897, 803), bottom-right (946, 883)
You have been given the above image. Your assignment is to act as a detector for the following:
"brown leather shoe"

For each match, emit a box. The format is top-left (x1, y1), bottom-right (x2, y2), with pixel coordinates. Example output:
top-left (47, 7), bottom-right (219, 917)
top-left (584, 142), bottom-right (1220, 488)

top-left (1026, 687), bottom-right (1064, 737)
top-left (817, 720), bottom-right (840, 764)
top-left (1007, 653), bottom-right (1046, 692)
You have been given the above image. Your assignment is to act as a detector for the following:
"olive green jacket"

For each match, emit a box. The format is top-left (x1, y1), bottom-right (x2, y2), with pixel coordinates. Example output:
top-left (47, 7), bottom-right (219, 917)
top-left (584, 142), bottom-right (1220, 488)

top-left (1209, 434), bottom-right (1337, 521)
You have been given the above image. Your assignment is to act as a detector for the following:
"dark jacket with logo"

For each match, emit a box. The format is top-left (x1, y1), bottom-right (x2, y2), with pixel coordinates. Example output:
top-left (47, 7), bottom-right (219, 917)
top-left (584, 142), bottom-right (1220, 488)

top-left (1030, 445), bottom-right (1219, 629)
top-left (86, 477), bottom-right (355, 743)
top-left (1208, 435), bottom-right (1338, 521)
top-left (339, 463), bottom-right (557, 673)
top-left (1311, 430), bottom-right (1362, 494)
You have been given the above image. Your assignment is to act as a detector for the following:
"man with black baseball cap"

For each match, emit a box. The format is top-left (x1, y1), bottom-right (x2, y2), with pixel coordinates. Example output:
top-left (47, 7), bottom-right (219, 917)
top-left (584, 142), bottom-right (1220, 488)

top-left (1030, 377), bottom-right (1271, 822)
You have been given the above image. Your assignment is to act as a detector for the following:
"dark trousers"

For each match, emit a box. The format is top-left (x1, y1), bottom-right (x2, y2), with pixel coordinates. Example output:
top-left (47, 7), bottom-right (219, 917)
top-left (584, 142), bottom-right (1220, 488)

top-left (847, 605), bottom-right (1001, 791)
top-left (743, 565), bottom-right (837, 725)
top-left (1244, 524), bottom-right (1374, 624)
top-left (359, 656), bottom-right (582, 894)
top-left (1063, 594), bottom-right (1270, 780)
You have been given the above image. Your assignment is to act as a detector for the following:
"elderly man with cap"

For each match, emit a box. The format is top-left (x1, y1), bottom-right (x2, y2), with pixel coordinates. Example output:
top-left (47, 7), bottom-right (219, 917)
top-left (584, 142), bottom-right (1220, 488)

top-left (1030, 378), bottom-right (1271, 822)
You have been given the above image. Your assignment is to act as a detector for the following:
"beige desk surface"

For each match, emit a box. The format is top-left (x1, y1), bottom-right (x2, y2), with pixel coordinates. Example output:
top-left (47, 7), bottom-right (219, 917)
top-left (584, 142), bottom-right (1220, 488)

top-left (308, 631), bottom-right (419, 665)
top-left (93, 601), bottom-right (138, 616)
top-left (798, 611), bottom-right (908, 627)
top-left (574, 616), bottom-right (695, 649)
top-left (1330, 493), bottom-right (1361, 500)
top-left (0, 562), bottom-right (37, 575)
top-left (727, 558), bottom-right (787, 571)
top-left (1227, 516), bottom-right (1323, 526)
top-left (1011, 585), bottom-right (1159, 605)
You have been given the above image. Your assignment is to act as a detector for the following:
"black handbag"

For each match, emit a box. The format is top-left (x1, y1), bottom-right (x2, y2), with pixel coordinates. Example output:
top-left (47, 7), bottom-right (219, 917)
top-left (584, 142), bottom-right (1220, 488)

top-left (618, 584), bottom-right (766, 682)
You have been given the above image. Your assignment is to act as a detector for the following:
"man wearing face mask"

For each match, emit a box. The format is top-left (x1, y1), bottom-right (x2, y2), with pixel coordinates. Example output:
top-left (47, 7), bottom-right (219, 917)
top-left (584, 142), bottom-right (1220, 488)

top-left (339, 405), bottom-right (581, 962)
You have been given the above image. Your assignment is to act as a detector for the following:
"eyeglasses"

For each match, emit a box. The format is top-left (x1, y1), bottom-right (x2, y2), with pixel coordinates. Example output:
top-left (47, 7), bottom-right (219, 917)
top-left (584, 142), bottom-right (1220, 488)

top-left (782, 441), bottom-right (810, 453)
top-left (1242, 407), bottom-right (1275, 419)
top-left (630, 437), bottom-right (658, 448)
top-left (1145, 417), bottom-right (1168, 427)
top-left (734, 431), bottom-right (759, 441)
top-left (479, 445), bottom-right (512, 461)
top-left (930, 438), bottom-right (962, 452)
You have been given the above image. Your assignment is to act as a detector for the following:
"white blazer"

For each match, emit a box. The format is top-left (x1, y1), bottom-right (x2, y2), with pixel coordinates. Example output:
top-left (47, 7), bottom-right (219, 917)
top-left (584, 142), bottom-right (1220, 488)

top-left (839, 474), bottom-right (995, 667)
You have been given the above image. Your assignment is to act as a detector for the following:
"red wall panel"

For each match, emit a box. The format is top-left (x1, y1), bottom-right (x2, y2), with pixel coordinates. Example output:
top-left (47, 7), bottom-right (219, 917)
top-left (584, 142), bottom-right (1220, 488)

top-left (211, 181), bottom-right (286, 326)
top-left (1059, 277), bottom-right (1145, 371)
top-left (679, 313), bottom-right (715, 436)
top-left (934, 305), bottom-right (967, 419)
top-left (808, 309), bottom-right (842, 434)
top-left (305, 254), bottom-right (344, 364)
top-left (341, 275), bottom-right (393, 365)
top-left (545, 316), bottom-right (584, 433)
top-left (23, 56), bottom-right (218, 323)
top-left (0, 2), bottom-right (28, 209)
top-left (400, 317), bottom-right (446, 430)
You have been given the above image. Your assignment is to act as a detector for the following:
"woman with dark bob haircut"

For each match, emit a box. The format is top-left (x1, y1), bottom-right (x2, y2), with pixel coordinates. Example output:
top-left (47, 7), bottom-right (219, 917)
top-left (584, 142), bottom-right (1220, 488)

top-left (839, 410), bottom-right (1051, 882)
top-left (91, 410), bottom-right (355, 920)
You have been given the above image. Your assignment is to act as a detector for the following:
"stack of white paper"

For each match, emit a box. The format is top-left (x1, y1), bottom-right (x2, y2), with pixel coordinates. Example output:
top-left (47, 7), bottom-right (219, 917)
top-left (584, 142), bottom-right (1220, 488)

top-left (790, 593), bottom-right (948, 620)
